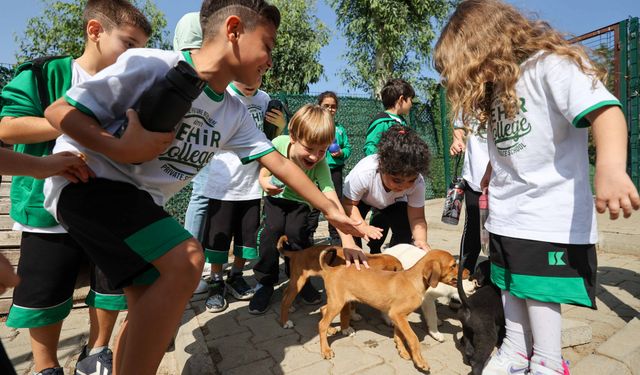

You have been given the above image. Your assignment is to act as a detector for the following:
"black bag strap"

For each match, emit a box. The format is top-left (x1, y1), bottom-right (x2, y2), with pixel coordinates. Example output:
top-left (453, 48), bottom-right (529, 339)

top-left (25, 55), bottom-right (68, 110)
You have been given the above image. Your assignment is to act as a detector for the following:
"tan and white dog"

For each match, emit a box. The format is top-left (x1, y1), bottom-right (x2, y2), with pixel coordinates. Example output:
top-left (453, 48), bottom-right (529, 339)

top-left (383, 244), bottom-right (476, 342)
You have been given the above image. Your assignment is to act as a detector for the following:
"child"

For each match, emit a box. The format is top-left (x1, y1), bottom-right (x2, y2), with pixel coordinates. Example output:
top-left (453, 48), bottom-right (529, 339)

top-left (449, 118), bottom-right (490, 272)
top-left (172, 11), bottom-right (286, 300)
top-left (344, 125), bottom-right (431, 254)
top-left (250, 104), bottom-right (369, 314)
top-left (0, 1), bottom-right (150, 374)
top-left (0, 147), bottom-right (89, 375)
top-left (434, 1), bottom-right (640, 374)
top-left (307, 91), bottom-right (351, 245)
top-left (201, 77), bottom-right (286, 313)
top-left (363, 78), bottom-right (415, 156)
top-left (42, 1), bottom-right (361, 373)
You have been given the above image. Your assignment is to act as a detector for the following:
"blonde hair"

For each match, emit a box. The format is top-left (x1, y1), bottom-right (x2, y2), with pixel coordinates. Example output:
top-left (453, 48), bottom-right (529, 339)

top-left (434, 0), bottom-right (606, 129)
top-left (288, 104), bottom-right (335, 146)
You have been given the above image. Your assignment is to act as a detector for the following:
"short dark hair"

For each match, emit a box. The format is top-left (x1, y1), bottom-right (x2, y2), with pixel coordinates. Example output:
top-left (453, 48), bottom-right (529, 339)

top-left (200, 0), bottom-right (281, 39)
top-left (83, 0), bottom-right (152, 38)
top-left (317, 91), bottom-right (339, 108)
top-left (380, 79), bottom-right (415, 109)
top-left (377, 125), bottom-right (430, 177)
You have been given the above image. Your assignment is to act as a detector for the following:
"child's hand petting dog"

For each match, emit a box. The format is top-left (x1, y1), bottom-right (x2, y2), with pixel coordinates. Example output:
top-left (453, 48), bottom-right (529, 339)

top-left (342, 247), bottom-right (369, 270)
top-left (413, 240), bottom-right (431, 252)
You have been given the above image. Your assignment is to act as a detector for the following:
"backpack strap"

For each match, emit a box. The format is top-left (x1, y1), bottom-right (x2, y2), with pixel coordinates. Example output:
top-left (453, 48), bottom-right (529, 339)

top-left (29, 56), bottom-right (68, 110)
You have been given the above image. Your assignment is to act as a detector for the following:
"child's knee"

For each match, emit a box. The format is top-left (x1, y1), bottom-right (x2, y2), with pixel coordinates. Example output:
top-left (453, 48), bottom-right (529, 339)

top-left (156, 238), bottom-right (204, 283)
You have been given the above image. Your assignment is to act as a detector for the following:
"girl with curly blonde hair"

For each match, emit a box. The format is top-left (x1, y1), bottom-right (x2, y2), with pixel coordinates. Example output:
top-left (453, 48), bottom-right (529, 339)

top-left (435, 1), bottom-right (640, 374)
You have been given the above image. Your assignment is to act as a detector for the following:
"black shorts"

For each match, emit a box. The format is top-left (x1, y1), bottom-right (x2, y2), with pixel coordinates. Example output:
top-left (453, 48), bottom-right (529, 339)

top-left (56, 178), bottom-right (193, 289)
top-left (489, 233), bottom-right (597, 308)
top-left (6, 232), bottom-right (126, 329)
top-left (203, 198), bottom-right (261, 264)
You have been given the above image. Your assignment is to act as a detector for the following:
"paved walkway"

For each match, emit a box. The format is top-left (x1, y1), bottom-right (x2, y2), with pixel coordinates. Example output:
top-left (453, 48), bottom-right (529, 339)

top-left (3, 198), bottom-right (639, 374)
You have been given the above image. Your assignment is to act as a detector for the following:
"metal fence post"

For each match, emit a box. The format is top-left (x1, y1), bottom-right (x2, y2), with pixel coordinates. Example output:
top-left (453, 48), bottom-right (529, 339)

top-left (439, 85), bottom-right (451, 190)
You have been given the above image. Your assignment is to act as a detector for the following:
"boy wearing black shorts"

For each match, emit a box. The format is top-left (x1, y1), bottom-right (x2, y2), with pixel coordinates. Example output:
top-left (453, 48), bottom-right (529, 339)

top-left (0, 1), bottom-right (150, 374)
top-left (43, 1), bottom-right (362, 373)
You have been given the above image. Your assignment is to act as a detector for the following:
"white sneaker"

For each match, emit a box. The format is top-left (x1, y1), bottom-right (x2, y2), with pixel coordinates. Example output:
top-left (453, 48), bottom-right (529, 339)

top-left (527, 358), bottom-right (570, 375)
top-left (482, 347), bottom-right (529, 375)
top-left (193, 278), bottom-right (209, 294)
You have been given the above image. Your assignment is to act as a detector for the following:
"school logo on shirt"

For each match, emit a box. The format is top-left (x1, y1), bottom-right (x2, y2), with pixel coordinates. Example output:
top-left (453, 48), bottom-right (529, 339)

top-left (490, 97), bottom-right (531, 156)
top-left (247, 104), bottom-right (265, 130)
top-left (159, 107), bottom-right (221, 181)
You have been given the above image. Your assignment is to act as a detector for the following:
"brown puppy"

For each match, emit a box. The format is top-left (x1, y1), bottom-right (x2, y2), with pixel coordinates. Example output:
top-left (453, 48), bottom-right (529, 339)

top-left (318, 248), bottom-right (460, 372)
top-left (277, 236), bottom-right (402, 328)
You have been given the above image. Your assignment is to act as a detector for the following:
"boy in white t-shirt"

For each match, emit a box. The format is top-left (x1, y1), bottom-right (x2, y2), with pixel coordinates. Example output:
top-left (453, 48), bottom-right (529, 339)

top-left (201, 78), bottom-right (285, 313)
top-left (343, 125), bottom-right (432, 253)
top-left (42, 1), bottom-right (362, 373)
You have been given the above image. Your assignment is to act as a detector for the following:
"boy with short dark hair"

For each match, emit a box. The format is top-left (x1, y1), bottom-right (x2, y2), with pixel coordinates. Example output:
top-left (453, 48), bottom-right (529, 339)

top-left (0, 1), bottom-right (150, 374)
top-left (363, 78), bottom-right (416, 156)
top-left (43, 1), bottom-right (362, 373)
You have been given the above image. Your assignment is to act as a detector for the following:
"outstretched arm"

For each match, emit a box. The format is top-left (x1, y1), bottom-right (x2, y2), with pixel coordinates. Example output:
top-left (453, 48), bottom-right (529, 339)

top-left (258, 151), bottom-right (363, 236)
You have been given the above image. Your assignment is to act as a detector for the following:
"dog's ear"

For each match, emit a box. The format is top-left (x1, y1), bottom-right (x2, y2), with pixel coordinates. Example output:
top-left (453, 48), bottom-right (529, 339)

top-left (423, 260), bottom-right (441, 288)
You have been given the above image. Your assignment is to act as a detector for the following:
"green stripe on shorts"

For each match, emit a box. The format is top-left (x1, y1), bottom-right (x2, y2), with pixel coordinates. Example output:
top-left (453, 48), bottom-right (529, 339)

top-left (6, 298), bottom-right (73, 328)
top-left (85, 290), bottom-right (128, 311)
top-left (205, 248), bottom-right (228, 265)
top-left (234, 245), bottom-right (258, 260)
top-left (125, 217), bottom-right (193, 262)
top-left (491, 263), bottom-right (592, 307)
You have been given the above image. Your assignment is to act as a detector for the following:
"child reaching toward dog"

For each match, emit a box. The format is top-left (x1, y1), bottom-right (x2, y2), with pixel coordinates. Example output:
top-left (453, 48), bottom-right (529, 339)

top-left (41, 1), bottom-right (363, 373)
top-left (435, 1), bottom-right (640, 374)
top-left (343, 125), bottom-right (432, 254)
top-left (251, 104), bottom-right (381, 315)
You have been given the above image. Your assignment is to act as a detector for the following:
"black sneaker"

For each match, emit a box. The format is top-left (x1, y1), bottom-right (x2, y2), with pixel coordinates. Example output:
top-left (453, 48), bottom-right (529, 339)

top-left (205, 280), bottom-right (228, 313)
top-left (75, 347), bottom-right (112, 375)
top-left (36, 368), bottom-right (64, 375)
top-left (226, 273), bottom-right (255, 300)
top-left (300, 280), bottom-right (322, 305)
top-left (248, 284), bottom-right (274, 315)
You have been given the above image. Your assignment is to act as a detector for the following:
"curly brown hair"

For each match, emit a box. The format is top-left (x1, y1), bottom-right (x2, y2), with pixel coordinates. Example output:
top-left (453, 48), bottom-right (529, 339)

top-left (377, 125), bottom-right (430, 177)
top-left (434, 0), bottom-right (606, 130)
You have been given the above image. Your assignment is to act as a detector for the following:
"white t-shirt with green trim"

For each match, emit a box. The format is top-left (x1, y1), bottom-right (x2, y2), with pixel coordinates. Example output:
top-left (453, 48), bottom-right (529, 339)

top-left (201, 84), bottom-right (270, 200)
top-left (484, 52), bottom-right (620, 244)
top-left (44, 48), bottom-right (274, 215)
top-left (343, 154), bottom-right (425, 210)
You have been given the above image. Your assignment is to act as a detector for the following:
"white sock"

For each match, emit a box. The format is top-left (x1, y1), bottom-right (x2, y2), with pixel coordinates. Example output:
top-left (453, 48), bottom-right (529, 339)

top-left (86, 345), bottom-right (107, 356)
top-left (501, 290), bottom-right (533, 358)
top-left (211, 271), bottom-right (224, 282)
top-left (527, 299), bottom-right (563, 371)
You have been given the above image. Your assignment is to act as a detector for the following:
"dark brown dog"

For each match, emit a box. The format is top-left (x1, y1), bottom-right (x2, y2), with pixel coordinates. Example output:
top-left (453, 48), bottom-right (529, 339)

top-left (318, 248), bottom-right (460, 372)
top-left (277, 236), bottom-right (402, 328)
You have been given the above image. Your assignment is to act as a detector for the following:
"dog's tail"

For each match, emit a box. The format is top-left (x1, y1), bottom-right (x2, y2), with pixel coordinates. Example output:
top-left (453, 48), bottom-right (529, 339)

top-left (457, 254), bottom-right (470, 308)
top-left (319, 248), bottom-right (338, 272)
top-left (276, 235), bottom-right (295, 257)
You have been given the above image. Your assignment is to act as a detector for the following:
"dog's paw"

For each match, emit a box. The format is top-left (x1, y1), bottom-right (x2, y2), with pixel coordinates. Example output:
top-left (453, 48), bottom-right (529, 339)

top-left (429, 331), bottom-right (445, 342)
top-left (351, 311), bottom-right (363, 321)
top-left (288, 304), bottom-right (297, 313)
top-left (282, 320), bottom-right (294, 329)
top-left (327, 326), bottom-right (340, 336)
top-left (341, 326), bottom-right (356, 336)
top-left (414, 359), bottom-right (430, 372)
top-left (321, 348), bottom-right (335, 359)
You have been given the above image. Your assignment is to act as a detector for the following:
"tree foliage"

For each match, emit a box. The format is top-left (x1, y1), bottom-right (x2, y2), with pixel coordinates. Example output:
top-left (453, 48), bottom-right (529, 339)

top-left (14, 0), bottom-right (170, 63)
top-left (328, 0), bottom-right (453, 98)
top-left (261, 0), bottom-right (329, 94)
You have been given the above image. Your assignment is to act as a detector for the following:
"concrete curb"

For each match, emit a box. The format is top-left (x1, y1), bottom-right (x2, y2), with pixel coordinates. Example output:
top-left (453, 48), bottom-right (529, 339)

top-left (572, 316), bottom-right (640, 375)
top-left (175, 304), bottom-right (216, 375)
